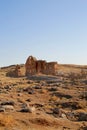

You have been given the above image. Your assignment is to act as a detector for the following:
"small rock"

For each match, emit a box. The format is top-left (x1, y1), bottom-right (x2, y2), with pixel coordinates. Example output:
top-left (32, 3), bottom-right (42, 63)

top-left (61, 113), bottom-right (67, 119)
top-left (66, 111), bottom-right (87, 121)
top-left (2, 105), bottom-right (14, 111)
top-left (34, 86), bottom-right (42, 89)
top-left (19, 108), bottom-right (30, 113)
top-left (19, 106), bottom-right (35, 113)
top-left (17, 93), bottom-right (22, 96)
top-left (1, 101), bottom-right (15, 106)
top-left (48, 87), bottom-right (57, 91)
top-left (0, 108), bottom-right (5, 112)
top-left (26, 99), bottom-right (31, 102)
top-left (28, 90), bottom-right (34, 94)
top-left (78, 112), bottom-right (87, 121)
top-left (53, 108), bottom-right (62, 117)
top-left (66, 112), bottom-right (75, 121)
top-left (4, 85), bottom-right (11, 90)
top-left (34, 103), bottom-right (44, 108)
top-left (23, 87), bottom-right (35, 94)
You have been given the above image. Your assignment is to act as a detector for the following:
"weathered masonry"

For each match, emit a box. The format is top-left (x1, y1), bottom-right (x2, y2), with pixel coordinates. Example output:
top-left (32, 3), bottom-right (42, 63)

top-left (25, 56), bottom-right (58, 76)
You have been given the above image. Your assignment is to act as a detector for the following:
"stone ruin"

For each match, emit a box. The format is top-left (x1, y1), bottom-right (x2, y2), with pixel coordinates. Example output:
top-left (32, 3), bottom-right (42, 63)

top-left (14, 65), bottom-right (22, 77)
top-left (25, 56), bottom-right (58, 76)
top-left (6, 56), bottom-right (58, 77)
top-left (6, 65), bottom-right (22, 77)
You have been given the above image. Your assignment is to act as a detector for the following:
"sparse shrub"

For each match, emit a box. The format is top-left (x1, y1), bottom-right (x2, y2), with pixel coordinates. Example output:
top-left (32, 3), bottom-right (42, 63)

top-left (61, 101), bottom-right (85, 110)
top-left (68, 72), bottom-right (81, 85)
top-left (80, 69), bottom-right (87, 79)
top-left (50, 96), bottom-right (59, 102)
top-left (68, 69), bottom-right (87, 85)
top-left (81, 91), bottom-right (87, 100)
top-left (69, 72), bottom-right (77, 85)
top-left (40, 89), bottom-right (47, 93)
top-left (80, 126), bottom-right (87, 130)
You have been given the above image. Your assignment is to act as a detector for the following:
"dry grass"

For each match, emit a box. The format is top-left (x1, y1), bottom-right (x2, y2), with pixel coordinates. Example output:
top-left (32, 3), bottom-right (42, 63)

top-left (0, 114), bottom-right (14, 127)
top-left (26, 127), bottom-right (60, 130)
top-left (50, 95), bottom-right (59, 102)
top-left (0, 64), bottom-right (86, 130)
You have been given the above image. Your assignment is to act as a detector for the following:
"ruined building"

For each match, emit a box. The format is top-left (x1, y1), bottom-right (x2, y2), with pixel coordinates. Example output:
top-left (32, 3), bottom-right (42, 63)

top-left (6, 65), bottom-right (22, 77)
top-left (14, 65), bottom-right (22, 77)
top-left (25, 56), bottom-right (58, 76)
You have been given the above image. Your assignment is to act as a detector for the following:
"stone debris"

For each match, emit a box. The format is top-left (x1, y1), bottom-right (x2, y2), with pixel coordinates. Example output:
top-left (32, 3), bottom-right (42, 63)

top-left (1, 101), bottom-right (15, 106)
top-left (6, 65), bottom-right (22, 77)
top-left (23, 87), bottom-right (35, 94)
top-left (0, 108), bottom-right (5, 112)
top-left (2, 105), bottom-right (14, 112)
top-left (19, 103), bottom-right (35, 113)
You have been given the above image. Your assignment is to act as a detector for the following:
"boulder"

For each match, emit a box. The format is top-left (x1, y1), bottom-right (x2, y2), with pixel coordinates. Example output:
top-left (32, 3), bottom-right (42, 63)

top-left (2, 105), bottom-right (14, 112)
top-left (1, 101), bottom-right (15, 106)
top-left (19, 102), bottom-right (35, 113)
top-left (52, 108), bottom-right (62, 117)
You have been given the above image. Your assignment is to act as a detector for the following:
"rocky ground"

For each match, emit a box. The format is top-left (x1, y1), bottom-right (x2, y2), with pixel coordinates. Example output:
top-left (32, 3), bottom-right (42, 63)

top-left (0, 65), bottom-right (87, 130)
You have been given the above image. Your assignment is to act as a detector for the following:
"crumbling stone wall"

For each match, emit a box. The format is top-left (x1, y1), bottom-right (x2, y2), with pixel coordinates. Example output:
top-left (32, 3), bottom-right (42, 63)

top-left (25, 56), bottom-right (58, 76)
top-left (45, 62), bottom-right (58, 75)
top-left (36, 60), bottom-right (46, 74)
top-left (6, 65), bottom-right (22, 77)
top-left (25, 56), bottom-right (37, 75)
top-left (14, 65), bottom-right (22, 77)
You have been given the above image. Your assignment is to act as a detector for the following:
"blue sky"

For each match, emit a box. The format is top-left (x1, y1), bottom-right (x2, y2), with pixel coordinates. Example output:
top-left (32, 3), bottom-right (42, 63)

top-left (0, 0), bottom-right (87, 66)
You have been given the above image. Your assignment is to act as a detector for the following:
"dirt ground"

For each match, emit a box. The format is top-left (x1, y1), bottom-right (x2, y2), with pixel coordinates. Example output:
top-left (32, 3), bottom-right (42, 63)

top-left (0, 64), bottom-right (87, 130)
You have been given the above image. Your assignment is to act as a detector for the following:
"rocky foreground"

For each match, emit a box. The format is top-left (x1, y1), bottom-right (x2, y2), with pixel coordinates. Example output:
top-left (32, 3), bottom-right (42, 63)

top-left (0, 64), bottom-right (87, 130)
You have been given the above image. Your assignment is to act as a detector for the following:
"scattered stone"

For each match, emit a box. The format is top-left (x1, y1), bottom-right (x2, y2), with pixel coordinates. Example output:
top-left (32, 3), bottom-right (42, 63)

top-left (34, 103), bottom-right (44, 108)
top-left (61, 101), bottom-right (82, 109)
top-left (19, 108), bottom-right (30, 113)
top-left (1, 101), bottom-right (15, 106)
top-left (12, 83), bottom-right (18, 86)
top-left (4, 85), bottom-right (11, 90)
top-left (52, 108), bottom-right (62, 117)
top-left (6, 64), bottom-right (22, 77)
top-left (17, 93), bottom-right (22, 96)
top-left (53, 92), bottom-right (72, 99)
top-left (27, 80), bottom-right (33, 84)
top-left (19, 106), bottom-right (35, 113)
top-left (66, 112), bottom-right (76, 121)
top-left (23, 87), bottom-right (35, 94)
top-left (48, 87), bottom-right (57, 91)
top-left (80, 126), bottom-right (87, 130)
top-left (66, 111), bottom-right (87, 121)
top-left (77, 112), bottom-right (87, 121)
top-left (2, 105), bottom-right (14, 111)
top-left (34, 86), bottom-right (42, 89)
top-left (61, 113), bottom-right (67, 119)
top-left (26, 99), bottom-right (31, 102)
top-left (0, 108), bottom-right (5, 112)
top-left (21, 103), bottom-right (27, 108)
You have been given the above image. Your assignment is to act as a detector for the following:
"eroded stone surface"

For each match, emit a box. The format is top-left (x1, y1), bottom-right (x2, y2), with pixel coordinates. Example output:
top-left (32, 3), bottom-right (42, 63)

top-left (6, 65), bottom-right (22, 77)
top-left (25, 56), bottom-right (58, 76)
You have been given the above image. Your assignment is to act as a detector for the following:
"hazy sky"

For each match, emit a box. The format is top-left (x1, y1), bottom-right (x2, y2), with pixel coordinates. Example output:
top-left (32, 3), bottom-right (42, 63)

top-left (0, 0), bottom-right (87, 66)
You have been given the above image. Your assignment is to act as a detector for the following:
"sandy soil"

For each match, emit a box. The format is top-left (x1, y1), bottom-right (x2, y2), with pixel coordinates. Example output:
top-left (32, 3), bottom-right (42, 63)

top-left (0, 64), bottom-right (87, 130)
